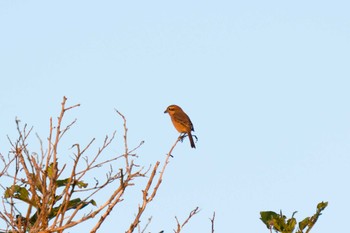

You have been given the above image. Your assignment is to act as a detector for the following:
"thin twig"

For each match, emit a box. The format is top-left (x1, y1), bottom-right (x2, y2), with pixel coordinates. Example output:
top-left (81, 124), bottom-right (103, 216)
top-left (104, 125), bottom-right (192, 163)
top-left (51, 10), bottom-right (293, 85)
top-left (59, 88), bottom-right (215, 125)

top-left (174, 207), bottom-right (200, 233)
top-left (210, 212), bottom-right (215, 233)
top-left (140, 216), bottom-right (152, 233)
top-left (126, 137), bottom-right (181, 233)
top-left (115, 110), bottom-right (131, 175)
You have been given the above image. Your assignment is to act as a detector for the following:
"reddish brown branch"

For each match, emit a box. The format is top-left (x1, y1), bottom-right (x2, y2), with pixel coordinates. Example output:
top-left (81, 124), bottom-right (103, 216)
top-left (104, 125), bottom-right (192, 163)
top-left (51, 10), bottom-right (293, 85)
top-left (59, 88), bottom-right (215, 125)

top-left (127, 137), bottom-right (181, 233)
top-left (174, 207), bottom-right (200, 233)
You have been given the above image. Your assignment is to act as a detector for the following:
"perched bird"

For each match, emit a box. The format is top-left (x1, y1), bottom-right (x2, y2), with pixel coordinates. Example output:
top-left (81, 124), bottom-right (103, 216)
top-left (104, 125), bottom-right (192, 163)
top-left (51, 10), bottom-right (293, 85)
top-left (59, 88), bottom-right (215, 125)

top-left (164, 105), bottom-right (196, 148)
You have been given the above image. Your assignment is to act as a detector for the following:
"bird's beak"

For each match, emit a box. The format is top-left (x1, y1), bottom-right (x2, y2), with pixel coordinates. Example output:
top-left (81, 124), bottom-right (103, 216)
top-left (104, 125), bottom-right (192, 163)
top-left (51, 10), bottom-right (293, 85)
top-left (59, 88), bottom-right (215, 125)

top-left (164, 109), bottom-right (168, 114)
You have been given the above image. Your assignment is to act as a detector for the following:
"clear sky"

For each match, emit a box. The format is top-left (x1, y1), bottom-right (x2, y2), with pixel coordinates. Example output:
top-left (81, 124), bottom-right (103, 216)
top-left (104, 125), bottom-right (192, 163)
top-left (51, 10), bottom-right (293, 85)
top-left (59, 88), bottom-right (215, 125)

top-left (1, 1), bottom-right (350, 232)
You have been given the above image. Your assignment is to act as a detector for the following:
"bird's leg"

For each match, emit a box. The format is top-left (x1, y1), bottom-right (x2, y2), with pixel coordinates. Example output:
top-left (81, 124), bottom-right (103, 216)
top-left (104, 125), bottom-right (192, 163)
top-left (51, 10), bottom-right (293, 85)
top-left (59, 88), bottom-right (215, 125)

top-left (178, 133), bottom-right (198, 143)
top-left (178, 133), bottom-right (188, 142)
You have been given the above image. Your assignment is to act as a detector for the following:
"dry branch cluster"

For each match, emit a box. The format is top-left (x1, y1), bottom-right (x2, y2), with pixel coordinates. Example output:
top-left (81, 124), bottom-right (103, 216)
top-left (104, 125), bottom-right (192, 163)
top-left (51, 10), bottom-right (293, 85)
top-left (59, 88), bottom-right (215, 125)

top-left (0, 97), bottom-right (205, 233)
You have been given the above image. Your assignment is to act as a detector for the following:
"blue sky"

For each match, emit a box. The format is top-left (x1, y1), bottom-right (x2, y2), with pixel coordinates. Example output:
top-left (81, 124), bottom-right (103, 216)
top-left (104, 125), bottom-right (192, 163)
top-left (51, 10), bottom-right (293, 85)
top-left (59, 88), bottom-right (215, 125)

top-left (1, 1), bottom-right (350, 232)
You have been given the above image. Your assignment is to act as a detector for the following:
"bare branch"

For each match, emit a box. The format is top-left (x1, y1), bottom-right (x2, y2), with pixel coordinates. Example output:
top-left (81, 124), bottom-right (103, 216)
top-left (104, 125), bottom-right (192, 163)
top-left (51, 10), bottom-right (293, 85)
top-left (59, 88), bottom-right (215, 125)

top-left (210, 212), bottom-right (216, 233)
top-left (174, 207), bottom-right (200, 233)
top-left (126, 136), bottom-right (182, 233)
top-left (115, 110), bottom-right (131, 175)
top-left (140, 216), bottom-right (152, 233)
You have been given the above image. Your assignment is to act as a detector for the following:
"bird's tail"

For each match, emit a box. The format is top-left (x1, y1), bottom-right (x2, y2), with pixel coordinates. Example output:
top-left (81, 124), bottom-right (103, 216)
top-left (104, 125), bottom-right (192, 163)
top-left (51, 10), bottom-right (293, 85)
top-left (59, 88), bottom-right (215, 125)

top-left (188, 131), bottom-right (196, 149)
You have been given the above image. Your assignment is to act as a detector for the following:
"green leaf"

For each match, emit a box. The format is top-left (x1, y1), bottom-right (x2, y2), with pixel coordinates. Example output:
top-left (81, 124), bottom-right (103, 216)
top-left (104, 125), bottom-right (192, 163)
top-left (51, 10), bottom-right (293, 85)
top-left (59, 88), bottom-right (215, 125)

top-left (56, 178), bottom-right (70, 187)
top-left (18, 186), bottom-right (29, 200)
top-left (260, 210), bottom-right (298, 233)
top-left (273, 214), bottom-right (286, 232)
top-left (47, 162), bottom-right (55, 179)
top-left (56, 178), bottom-right (88, 188)
top-left (260, 211), bottom-right (278, 229)
top-left (299, 217), bottom-right (310, 231)
top-left (29, 212), bottom-right (38, 225)
top-left (76, 180), bottom-right (88, 188)
top-left (4, 185), bottom-right (16, 198)
top-left (67, 198), bottom-right (82, 207)
top-left (5, 185), bottom-right (29, 202)
top-left (46, 198), bottom-right (96, 220)
top-left (90, 199), bottom-right (97, 206)
top-left (317, 201), bottom-right (328, 211)
top-left (286, 217), bottom-right (297, 231)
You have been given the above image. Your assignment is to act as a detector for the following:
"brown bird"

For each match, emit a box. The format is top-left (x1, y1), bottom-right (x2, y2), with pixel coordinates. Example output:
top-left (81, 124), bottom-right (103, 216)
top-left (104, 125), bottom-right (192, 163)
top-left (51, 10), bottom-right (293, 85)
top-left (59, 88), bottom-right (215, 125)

top-left (164, 105), bottom-right (196, 148)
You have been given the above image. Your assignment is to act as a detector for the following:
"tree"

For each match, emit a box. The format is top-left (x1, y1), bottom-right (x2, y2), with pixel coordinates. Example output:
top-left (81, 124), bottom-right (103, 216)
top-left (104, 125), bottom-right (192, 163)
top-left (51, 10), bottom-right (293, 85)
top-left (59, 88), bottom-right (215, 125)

top-left (0, 97), bottom-right (204, 233)
top-left (0, 96), bottom-right (326, 233)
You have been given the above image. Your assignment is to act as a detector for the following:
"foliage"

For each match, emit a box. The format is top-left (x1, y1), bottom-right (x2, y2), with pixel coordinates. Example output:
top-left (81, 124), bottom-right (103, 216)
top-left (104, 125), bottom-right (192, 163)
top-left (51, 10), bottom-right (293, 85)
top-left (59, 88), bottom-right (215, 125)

top-left (0, 96), bottom-right (327, 233)
top-left (260, 201), bottom-right (328, 233)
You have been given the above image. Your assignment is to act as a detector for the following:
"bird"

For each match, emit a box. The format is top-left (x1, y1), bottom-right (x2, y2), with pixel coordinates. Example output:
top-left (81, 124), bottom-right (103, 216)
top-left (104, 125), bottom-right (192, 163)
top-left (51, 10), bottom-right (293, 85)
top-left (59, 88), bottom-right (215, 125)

top-left (164, 104), bottom-right (196, 148)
